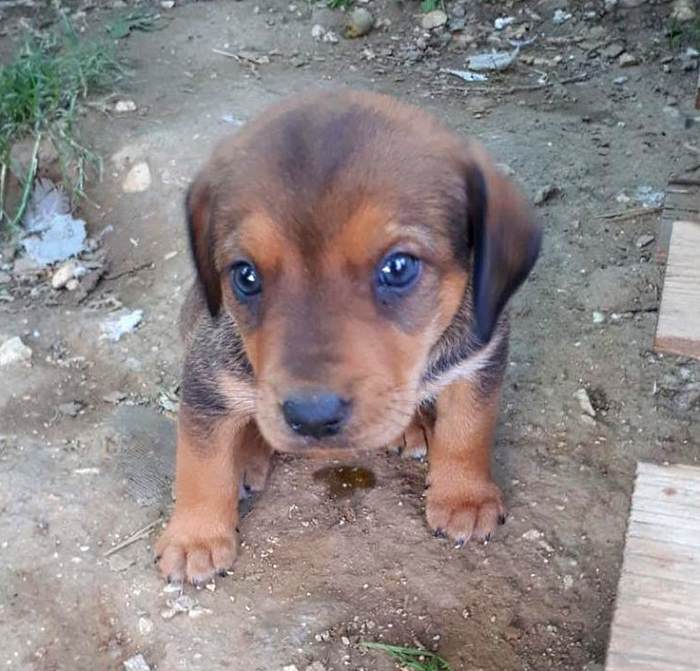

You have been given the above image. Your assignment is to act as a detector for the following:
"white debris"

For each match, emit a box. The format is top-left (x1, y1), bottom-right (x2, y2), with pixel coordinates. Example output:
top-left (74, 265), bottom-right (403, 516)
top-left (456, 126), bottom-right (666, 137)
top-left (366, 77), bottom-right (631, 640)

top-left (100, 309), bottom-right (144, 342)
top-left (114, 99), bottom-right (137, 113)
top-left (494, 16), bottom-right (515, 30)
top-left (21, 179), bottom-right (87, 266)
top-left (468, 48), bottom-right (519, 72)
top-left (442, 68), bottom-right (488, 82)
top-left (574, 388), bottom-right (596, 417)
top-left (552, 9), bottom-right (572, 24)
top-left (0, 336), bottom-right (32, 366)
top-left (123, 654), bottom-right (151, 671)
top-left (592, 311), bottom-right (605, 324)
top-left (522, 529), bottom-right (542, 541)
top-left (138, 617), bottom-right (154, 635)
top-left (122, 162), bottom-right (152, 193)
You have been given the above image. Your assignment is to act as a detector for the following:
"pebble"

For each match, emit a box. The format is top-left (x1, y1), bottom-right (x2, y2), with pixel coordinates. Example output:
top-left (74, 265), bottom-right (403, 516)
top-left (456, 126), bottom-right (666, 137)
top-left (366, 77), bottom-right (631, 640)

top-left (138, 617), bottom-right (154, 635)
top-left (283, 666), bottom-right (299, 671)
top-left (619, 52), bottom-right (639, 67)
top-left (613, 76), bottom-right (628, 86)
top-left (522, 529), bottom-right (542, 541)
top-left (108, 554), bottom-right (135, 572)
top-left (122, 162), bottom-right (151, 193)
top-left (123, 655), bottom-right (151, 671)
top-left (563, 574), bottom-right (575, 590)
top-left (494, 16), bottom-right (515, 30)
top-left (0, 336), bottom-right (32, 366)
top-left (346, 8), bottom-right (374, 38)
top-left (421, 9), bottom-right (448, 30)
top-left (592, 311), bottom-right (606, 324)
top-left (574, 388), bottom-right (596, 417)
top-left (680, 47), bottom-right (699, 71)
top-left (51, 260), bottom-right (86, 290)
top-left (635, 234), bottom-right (655, 248)
top-left (672, 0), bottom-right (696, 22)
top-left (601, 43), bottom-right (625, 59)
top-left (114, 99), bottom-right (137, 113)
top-left (58, 401), bottom-right (83, 417)
top-left (552, 9), bottom-right (572, 24)
top-left (534, 184), bottom-right (559, 206)
top-left (160, 0), bottom-right (175, 7)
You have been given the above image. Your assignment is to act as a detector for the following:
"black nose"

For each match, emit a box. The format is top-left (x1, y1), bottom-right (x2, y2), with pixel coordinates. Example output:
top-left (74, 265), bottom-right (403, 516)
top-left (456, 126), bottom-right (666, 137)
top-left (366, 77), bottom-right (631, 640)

top-left (282, 392), bottom-right (351, 439)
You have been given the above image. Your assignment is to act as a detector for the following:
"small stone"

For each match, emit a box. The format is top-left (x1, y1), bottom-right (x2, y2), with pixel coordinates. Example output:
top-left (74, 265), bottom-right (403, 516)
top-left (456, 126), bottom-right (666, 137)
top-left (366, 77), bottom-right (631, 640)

top-left (613, 76), bottom-right (628, 85)
top-left (534, 184), bottom-right (559, 206)
top-left (123, 654), bottom-right (151, 671)
top-left (51, 260), bottom-right (85, 289)
top-left (601, 43), bottom-right (625, 59)
top-left (137, 617), bottom-right (154, 636)
top-left (635, 234), bottom-right (655, 248)
top-left (574, 388), bottom-right (596, 417)
top-left (114, 99), bottom-right (137, 113)
top-left (305, 663), bottom-right (327, 671)
top-left (341, 636), bottom-right (351, 645)
top-left (345, 8), bottom-right (374, 37)
top-left (58, 401), bottom-right (83, 417)
top-left (122, 163), bottom-right (151, 193)
top-left (160, 0), bottom-right (175, 7)
top-left (311, 24), bottom-right (325, 39)
top-left (421, 9), bottom-right (448, 30)
top-left (66, 278), bottom-right (80, 291)
top-left (494, 16), bottom-right (515, 30)
top-left (618, 52), bottom-right (639, 67)
top-left (283, 666), bottom-right (299, 671)
top-left (522, 529), bottom-right (542, 541)
top-left (680, 47), bottom-right (699, 70)
top-left (0, 336), bottom-right (32, 366)
top-left (580, 414), bottom-right (597, 427)
top-left (672, 0), bottom-right (696, 23)
top-left (103, 391), bottom-right (127, 404)
top-left (108, 554), bottom-right (134, 572)
top-left (322, 30), bottom-right (339, 43)
top-left (563, 574), bottom-right (575, 590)
top-left (592, 311), bottom-right (605, 324)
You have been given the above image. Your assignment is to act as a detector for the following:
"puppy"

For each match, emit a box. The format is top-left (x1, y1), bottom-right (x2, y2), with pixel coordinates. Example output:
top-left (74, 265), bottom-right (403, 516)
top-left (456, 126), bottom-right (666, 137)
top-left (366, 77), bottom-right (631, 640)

top-left (155, 90), bottom-right (541, 585)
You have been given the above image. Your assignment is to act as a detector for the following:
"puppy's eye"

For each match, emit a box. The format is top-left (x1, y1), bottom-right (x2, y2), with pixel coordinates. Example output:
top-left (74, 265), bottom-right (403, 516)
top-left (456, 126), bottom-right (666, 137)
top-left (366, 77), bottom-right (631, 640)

top-left (377, 253), bottom-right (421, 290)
top-left (230, 262), bottom-right (262, 299)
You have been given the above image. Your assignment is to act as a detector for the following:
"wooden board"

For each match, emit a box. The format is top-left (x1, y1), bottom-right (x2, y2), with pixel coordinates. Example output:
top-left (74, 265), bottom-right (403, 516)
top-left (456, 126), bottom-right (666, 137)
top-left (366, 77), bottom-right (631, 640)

top-left (654, 220), bottom-right (700, 359)
top-left (605, 463), bottom-right (700, 671)
top-left (656, 179), bottom-right (700, 264)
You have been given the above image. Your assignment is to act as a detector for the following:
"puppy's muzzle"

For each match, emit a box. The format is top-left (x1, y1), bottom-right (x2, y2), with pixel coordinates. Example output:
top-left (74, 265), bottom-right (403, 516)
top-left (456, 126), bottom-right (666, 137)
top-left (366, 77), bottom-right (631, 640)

top-left (282, 390), bottom-right (352, 439)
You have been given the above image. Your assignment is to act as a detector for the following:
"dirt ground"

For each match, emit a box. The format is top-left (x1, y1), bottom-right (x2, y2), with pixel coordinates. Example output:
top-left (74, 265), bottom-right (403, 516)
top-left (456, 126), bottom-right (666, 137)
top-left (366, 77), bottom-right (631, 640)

top-left (1, 0), bottom-right (699, 669)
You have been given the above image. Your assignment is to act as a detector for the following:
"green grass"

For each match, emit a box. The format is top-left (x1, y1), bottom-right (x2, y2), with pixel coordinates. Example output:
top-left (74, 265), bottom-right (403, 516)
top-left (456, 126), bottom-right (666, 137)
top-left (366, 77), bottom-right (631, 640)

top-left (668, 16), bottom-right (700, 50)
top-left (420, 0), bottom-right (442, 12)
top-left (361, 642), bottom-right (452, 671)
top-left (0, 12), bottom-right (122, 231)
top-left (327, 0), bottom-right (353, 9)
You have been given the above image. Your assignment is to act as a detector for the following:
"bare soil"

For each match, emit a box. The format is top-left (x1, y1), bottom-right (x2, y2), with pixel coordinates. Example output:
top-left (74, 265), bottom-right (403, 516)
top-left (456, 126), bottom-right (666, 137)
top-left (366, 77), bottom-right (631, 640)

top-left (0, 1), bottom-right (699, 670)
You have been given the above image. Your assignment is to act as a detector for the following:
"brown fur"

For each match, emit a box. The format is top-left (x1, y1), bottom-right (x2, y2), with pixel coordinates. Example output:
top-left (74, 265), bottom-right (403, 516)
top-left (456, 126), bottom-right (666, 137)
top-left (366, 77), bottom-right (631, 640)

top-left (156, 89), bottom-right (541, 583)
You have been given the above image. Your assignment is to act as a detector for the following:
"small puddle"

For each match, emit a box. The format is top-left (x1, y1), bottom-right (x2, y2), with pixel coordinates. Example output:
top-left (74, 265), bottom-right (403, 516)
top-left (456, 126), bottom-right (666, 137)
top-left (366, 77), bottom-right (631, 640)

top-left (312, 465), bottom-right (376, 499)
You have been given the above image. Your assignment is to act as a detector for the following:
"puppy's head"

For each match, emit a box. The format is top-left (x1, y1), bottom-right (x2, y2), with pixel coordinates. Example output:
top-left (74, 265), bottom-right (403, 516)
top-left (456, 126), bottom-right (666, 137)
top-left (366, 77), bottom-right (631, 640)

top-left (186, 90), bottom-right (541, 452)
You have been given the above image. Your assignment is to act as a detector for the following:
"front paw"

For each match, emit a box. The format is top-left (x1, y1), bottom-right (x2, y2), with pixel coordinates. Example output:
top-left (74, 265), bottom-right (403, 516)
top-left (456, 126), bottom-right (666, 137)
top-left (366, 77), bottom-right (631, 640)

top-left (426, 477), bottom-right (506, 544)
top-left (155, 514), bottom-right (237, 585)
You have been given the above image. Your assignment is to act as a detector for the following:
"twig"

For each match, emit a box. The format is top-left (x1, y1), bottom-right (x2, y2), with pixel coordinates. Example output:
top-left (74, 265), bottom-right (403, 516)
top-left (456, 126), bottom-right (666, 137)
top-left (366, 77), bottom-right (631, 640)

top-left (683, 142), bottom-right (700, 154)
top-left (104, 261), bottom-right (154, 281)
top-left (595, 206), bottom-right (662, 221)
top-left (103, 518), bottom-right (162, 557)
top-left (212, 48), bottom-right (241, 61)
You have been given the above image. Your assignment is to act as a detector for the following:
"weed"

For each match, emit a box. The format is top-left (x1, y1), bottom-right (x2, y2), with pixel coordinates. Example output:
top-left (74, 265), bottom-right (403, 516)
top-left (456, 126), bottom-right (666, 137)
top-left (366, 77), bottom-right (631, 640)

top-left (668, 16), bottom-right (700, 50)
top-left (327, 0), bottom-right (353, 9)
top-left (106, 8), bottom-right (169, 40)
top-left (360, 641), bottom-right (452, 671)
top-left (420, 0), bottom-right (442, 13)
top-left (0, 12), bottom-right (122, 231)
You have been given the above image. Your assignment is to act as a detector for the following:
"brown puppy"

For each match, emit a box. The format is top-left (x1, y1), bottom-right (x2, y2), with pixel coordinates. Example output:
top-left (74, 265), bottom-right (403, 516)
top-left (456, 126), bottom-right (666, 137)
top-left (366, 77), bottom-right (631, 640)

top-left (155, 90), bottom-right (541, 585)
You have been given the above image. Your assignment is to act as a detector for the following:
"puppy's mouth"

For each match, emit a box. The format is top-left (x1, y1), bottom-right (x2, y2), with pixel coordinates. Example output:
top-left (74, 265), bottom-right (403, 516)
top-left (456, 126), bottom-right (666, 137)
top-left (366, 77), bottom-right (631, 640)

top-left (254, 388), bottom-right (416, 454)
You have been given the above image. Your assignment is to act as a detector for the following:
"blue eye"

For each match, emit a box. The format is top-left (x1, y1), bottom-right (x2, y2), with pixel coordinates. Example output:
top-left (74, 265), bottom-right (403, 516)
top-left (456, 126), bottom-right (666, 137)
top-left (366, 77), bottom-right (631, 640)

top-left (230, 262), bottom-right (262, 298)
top-left (377, 253), bottom-right (421, 290)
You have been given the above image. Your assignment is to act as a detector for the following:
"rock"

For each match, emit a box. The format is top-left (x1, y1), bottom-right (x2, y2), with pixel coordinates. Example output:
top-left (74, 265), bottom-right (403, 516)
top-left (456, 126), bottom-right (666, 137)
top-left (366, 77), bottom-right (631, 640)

top-left (421, 10), bottom-right (448, 30)
top-left (552, 8), bottom-right (572, 23)
top-left (592, 311), bottom-right (605, 324)
top-left (534, 184), bottom-right (559, 205)
top-left (108, 554), bottom-right (134, 572)
top-left (103, 391), bottom-right (128, 404)
top-left (619, 52), bottom-right (639, 67)
top-left (58, 401), bottom-right (84, 417)
top-left (574, 388), bottom-right (596, 417)
top-left (494, 16), bottom-right (515, 30)
top-left (635, 234), bottom-right (655, 248)
top-left (311, 23), bottom-right (325, 39)
top-left (345, 8), bottom-right (374, 37)
top-left (122, 163), bottom-right (151, 193)
top-left (601, 43), bottom-right (625, 59)
top-left (138, 617), bottom-right (154, 635)
top-left (114, 99), bottom-right (137, 113)
top-left (160, 0), bottom-right (175, 7)
top-left (322, 30), bottom-right (339, 43)
top-left (613, 76), bottom-right (628, 85)
top-left (51, 260), bottom-right (86, 290)
top-left (681, 47), bottom-right (699, 70)
top-left (0, 336), bottom-right (32, 366)
top-left (522, 529), bottom-right (542, 541)
top-left (468, 48), bottom-right (519, 71)
top-left (123, 654), bottom-right (151, 671)
top-left (671, 0), bottom-right (696, 22)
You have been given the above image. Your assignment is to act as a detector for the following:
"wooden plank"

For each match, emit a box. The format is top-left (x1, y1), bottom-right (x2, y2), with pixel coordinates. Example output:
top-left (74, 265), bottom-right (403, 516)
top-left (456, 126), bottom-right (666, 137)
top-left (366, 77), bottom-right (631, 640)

top-left (655, 180), bottom-right (700, 264)
top-left (654, 220), bottom-right (700, 359)
top-left (605, 463), bottom-right (700, 671)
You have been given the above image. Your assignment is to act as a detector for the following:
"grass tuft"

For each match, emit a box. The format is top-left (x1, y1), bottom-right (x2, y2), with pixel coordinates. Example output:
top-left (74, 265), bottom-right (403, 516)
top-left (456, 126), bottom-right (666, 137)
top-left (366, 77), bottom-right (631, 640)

top-left (360, 641), bottom-right (452, 671)
top-left (0, 12), bottom-right (123, 232)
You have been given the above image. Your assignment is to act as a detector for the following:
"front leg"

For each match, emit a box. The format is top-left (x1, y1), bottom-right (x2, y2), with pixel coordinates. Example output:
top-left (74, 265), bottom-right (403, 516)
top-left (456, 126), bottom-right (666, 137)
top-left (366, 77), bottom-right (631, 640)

top-left (426, 376), bottom-right (506, 544)
top-left (155, 407), bottom-right (245, 585)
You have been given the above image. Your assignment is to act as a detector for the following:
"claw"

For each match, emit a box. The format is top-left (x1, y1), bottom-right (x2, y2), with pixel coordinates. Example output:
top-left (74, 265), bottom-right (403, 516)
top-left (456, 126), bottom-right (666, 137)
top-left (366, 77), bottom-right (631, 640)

top-left (498, 514), bottom-right (507, 525)
top-left (433, 528), bottom-right (446, 539)
top-left (454, 539), bottom-right (465, 549)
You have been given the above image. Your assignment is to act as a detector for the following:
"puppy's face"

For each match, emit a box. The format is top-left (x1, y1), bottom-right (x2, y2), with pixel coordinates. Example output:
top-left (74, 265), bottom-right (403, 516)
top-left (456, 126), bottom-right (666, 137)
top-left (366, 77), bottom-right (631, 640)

top-left (186, 91), bottom-right (540, 453)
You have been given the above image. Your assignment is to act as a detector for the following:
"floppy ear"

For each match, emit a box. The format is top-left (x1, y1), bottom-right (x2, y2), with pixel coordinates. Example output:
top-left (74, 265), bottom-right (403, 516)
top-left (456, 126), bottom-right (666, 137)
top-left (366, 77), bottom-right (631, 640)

top-left (186, 173), bottom-right (222, 316)
top-left (465, 154), bottom-right (542, 344)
